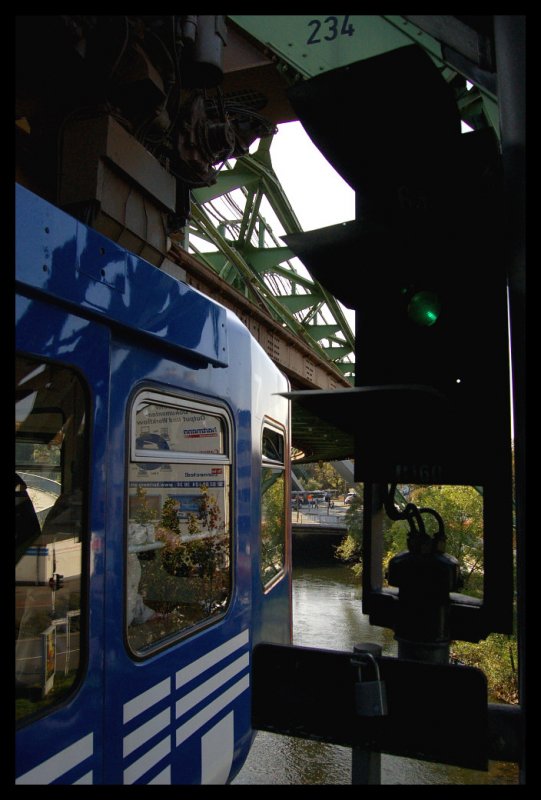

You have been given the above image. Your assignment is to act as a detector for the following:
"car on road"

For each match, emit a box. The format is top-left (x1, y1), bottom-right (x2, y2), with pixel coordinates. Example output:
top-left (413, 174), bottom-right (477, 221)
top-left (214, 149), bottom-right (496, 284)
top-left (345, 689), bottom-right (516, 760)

top-left (344, 492), bottom-right (357, 504)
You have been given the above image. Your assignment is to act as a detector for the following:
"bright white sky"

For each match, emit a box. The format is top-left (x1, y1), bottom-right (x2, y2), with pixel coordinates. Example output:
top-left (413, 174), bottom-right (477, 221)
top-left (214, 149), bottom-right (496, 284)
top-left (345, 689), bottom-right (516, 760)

top-left (190, 120), bottom-right (357, 332)
top-left (260, 120), bottom-right (356, 331)
top-left (266, 117), bottom-right (473, 333)
top-left (268, 120), bottom-right (355, 233)
top-left (191, 104), bottom-right (473, 338)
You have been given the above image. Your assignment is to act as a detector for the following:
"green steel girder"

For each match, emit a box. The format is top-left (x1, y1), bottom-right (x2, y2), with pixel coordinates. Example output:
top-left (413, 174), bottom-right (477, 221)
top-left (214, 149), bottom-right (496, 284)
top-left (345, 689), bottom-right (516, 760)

top-left (190, 200), bottom-right (354, 372)
top-left (278, 293), bottom-right (322, 314)
top-left (305, 324), bottom-right (340, 340)
top-left (193, 164), bottom-right (260, 204)
top-left (234, 244), bottom-right (294, 273)
top-left (320, 345), bottom-right (352, 360)
top-left (189, 136), bottom-right (356, 375)
top-left (229, 14), bottom-right (419, 78)
top-left (187, 15), bottom-right (502, 390)
top-left (230, 14), bottom-right (500, 139)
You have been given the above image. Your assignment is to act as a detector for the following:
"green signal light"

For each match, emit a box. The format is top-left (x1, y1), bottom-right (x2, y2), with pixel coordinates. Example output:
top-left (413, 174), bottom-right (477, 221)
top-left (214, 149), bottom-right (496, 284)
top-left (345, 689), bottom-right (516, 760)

top-left (407, 290), bottom-right (441, 327)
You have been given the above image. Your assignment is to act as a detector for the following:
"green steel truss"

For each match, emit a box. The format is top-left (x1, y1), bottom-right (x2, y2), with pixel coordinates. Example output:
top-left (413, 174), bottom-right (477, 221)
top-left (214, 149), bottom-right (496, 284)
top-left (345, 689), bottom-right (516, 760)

top-left (189, 136), bottom-right (356, 382)
top-left (186, 15), bottom-right (500, 390)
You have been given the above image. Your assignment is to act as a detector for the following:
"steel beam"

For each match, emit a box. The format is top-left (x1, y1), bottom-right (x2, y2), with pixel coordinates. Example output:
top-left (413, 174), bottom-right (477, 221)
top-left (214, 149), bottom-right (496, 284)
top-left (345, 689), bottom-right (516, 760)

top-left (171, 244), bottom-right (351, 391)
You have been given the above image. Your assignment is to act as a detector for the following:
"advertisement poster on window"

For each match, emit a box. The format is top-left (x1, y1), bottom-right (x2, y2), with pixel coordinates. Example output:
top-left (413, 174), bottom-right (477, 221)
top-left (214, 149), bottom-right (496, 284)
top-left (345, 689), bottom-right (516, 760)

top-left (128, 463), bottom-right (229, 538)
top-left (134, 403), bottom-right (224, 456)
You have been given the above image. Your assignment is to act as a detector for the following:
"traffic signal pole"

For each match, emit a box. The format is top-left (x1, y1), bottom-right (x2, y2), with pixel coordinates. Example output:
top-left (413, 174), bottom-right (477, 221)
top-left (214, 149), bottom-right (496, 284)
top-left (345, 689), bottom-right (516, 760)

top-left (494, 14), bottom-right (526, 784)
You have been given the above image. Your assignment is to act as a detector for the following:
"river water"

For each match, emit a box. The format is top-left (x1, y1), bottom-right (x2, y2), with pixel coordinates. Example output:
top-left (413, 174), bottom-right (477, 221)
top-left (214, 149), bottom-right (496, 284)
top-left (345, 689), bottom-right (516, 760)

top-left (233, 561), bottom-right (519, 785)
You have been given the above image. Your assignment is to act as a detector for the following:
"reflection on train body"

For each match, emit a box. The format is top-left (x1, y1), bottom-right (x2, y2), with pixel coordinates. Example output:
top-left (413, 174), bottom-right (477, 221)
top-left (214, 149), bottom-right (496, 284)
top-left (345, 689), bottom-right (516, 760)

top-left (15, 185), bottom-right (292, 784)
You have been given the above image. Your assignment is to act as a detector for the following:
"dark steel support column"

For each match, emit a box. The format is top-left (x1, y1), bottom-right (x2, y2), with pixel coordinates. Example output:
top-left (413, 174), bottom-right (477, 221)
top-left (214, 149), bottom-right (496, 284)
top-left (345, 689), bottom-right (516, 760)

top-left (493, 13), bottom-right (526, 785)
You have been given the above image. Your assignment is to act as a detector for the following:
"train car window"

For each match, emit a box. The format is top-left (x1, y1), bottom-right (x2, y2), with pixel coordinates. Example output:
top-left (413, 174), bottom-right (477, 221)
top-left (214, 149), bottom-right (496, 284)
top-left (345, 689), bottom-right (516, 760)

top-left (15, 355), bottom-right (87, 724)
top-left (262, 426), bottom-right (284, 462)
top-left (127, 392), bottom-right (232, 655)
top-left (260, 424), bottom-right (286, 588)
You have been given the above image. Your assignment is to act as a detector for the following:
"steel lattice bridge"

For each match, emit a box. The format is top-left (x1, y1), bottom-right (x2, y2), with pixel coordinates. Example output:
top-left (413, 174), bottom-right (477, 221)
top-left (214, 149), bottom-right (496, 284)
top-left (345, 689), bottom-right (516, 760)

top-left (183, 14), bottom-right (499, 395)
top-left (183, 136), bottom-right (356, 387)
top-left (167, 15), bottom-right (502, 463)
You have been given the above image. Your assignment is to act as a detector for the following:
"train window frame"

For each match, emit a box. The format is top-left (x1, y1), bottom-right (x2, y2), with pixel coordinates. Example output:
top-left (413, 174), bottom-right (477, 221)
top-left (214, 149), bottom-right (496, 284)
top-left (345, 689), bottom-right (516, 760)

top-left (131, 391), bottom-right (231, 465)
top-left (15, 354), bottom-right (89, 726)
top-left (260, 421), bottom-right (287, 591)
top-left (125, 389), bottom-right (234, 657)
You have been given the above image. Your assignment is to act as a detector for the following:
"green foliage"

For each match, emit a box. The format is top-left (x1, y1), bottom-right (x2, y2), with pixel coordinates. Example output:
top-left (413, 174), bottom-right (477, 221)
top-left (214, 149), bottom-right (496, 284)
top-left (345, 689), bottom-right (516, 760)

top-left (451, 634), bottom-right (518, 704)
top-left (335, 492), bottom-right (364, 573)
top-left (133, 485), bottom-right (158, 525)
top-left (334, 483), bottom-right (518, 705)
top-left (407, 485), bottom-right (484, 592)
top-left (161, 495), bottom-right (181, 534)
top-left (158, 531), bottom-right (193, 577)
top-left (186, 484), bottom-right (222, 534)
top-left (261, 469), bottom-right (285, 582)
top-left (334, 534), bottom-right (362, 575)
top-left (156, 488), bottom-right (226, 579)
top-left (293, 462), bottom-right (347, 494)
top-left (158, 534), bottom-right (227, 582)
top-left (15, 671), bottom-right (78, 721)
top-left (336, 484), bottom-right (485, 594)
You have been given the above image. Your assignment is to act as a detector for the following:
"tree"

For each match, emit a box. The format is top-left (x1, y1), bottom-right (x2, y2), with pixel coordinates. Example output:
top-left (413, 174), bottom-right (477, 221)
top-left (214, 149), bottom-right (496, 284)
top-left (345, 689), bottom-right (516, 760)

top-left (161, 495), bottom-right (181, 534)
top-left (132, 485), bottom-right (158, 525)
top-left (335, 491), bottom-right (364, 572)
top-left (336, 484), bottom-right (485, 593)
top-left (261, 470), bottom-right (285, 583)
top-left (382, 485), bottom-right (484, 595)
top-left (334, 483), bottom-right (517, 703)
top-left (293, 461), bottom-right (347, 494)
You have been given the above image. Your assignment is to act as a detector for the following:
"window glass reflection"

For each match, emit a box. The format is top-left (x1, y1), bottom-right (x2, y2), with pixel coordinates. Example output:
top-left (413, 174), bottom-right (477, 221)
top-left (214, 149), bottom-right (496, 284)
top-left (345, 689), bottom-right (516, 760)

top-left (127, 395), bottom-right (232, 655)
top-left (15, 356), bottom-right (86, 723)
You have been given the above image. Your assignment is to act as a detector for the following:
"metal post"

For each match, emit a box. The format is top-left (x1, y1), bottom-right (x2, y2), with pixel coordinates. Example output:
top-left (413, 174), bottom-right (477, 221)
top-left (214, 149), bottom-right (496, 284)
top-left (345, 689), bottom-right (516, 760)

top-left (351, 642), bottom-right (383, 785)
top-left (352, 747), bottom-right (381, 785)
top-left (494, 13), bottom-right (526, 786)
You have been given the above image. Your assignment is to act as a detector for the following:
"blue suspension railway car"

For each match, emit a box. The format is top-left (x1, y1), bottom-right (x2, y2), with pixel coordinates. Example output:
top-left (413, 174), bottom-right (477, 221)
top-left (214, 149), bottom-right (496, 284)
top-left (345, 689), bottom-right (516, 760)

top-left (15, 183), bottom-right (292, 784)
